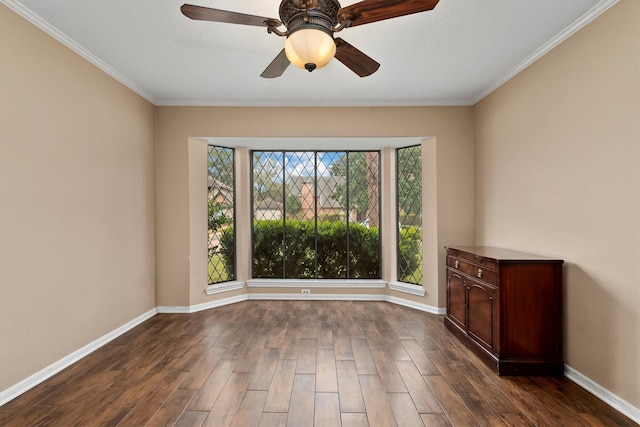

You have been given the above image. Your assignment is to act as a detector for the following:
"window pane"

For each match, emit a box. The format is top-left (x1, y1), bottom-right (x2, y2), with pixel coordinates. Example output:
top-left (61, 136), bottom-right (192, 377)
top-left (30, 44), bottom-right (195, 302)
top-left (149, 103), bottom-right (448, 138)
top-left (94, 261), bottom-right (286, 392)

top-left (397, 145), bottom-right (423, 285)
top-left (208, 145), bottom-right (235, 284)
top-left (252, 152), bottom-right (285, 278)
top-left (251, 150), bottom-right (381, 279)
top-left (284, 152), bottom-right (316, 278)
top-left (347, 152), bottom-right (380, 279)
top-left (317, 152), bottom-right (347, 279)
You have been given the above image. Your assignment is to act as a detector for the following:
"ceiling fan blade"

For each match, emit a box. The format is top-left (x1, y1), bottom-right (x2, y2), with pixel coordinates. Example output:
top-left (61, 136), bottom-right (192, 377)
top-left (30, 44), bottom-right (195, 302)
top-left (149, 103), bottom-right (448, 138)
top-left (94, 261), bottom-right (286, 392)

top-left (181, 4), bottom-right (281, 27)
top-left (338, 0), bottom-right (439, 27)
top-left (261, 49), bottom-right (291, 78)
top-left (334, 38), bottom-right (380, 77)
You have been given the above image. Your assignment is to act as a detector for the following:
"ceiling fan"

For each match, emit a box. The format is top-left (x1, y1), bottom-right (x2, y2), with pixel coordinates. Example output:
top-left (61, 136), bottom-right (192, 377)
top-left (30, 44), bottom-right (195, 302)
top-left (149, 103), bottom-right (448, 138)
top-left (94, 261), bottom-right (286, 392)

top-left (181, 0), bottom-right (440, 78)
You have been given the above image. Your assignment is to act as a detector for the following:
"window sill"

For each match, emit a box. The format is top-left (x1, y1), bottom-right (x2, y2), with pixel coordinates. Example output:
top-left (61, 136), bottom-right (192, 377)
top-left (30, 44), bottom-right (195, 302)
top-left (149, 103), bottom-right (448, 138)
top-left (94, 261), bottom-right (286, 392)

top-left (388, 281), bottom-right (426, 296)
top-left (247, 279), bottom-right (387, 289)
top-left (205, 280), bottom-right (245, 295)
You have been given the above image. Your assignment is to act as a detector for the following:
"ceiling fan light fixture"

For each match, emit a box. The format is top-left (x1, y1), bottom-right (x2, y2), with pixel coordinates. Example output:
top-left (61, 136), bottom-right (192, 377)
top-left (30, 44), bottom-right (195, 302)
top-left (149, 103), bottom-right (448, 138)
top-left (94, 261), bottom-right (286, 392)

top-left (284, 27), bottom-right (336, 71)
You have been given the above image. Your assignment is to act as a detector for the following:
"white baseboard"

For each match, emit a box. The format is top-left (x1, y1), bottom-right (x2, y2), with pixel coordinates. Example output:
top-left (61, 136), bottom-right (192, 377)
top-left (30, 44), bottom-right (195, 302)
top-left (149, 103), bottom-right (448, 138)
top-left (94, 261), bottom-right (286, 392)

top-left (386, 295), bottom-right (445, 315)
top-left (157, 294), bottom-right (249, 314)
top-left (564, 365), bottom-right (640, 424)
top-left (247, 293), bottom-right (387, 301)
top-left (0, 307), bottom-right (157, 407)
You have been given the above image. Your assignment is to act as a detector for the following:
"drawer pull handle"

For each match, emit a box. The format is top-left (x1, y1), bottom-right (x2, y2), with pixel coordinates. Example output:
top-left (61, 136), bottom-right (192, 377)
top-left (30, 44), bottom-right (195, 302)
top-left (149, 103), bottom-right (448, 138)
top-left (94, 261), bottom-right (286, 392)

top-left (454, 260), bottom-right (459, 269)
top-left (477, 268), bottom-right (483, 278)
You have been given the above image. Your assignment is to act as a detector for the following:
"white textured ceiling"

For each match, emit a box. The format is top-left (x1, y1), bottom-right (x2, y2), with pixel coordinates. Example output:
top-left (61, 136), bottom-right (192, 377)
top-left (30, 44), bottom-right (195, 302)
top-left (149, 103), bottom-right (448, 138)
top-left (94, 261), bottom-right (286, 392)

top-left (2, 0), bottom-right (617, 106)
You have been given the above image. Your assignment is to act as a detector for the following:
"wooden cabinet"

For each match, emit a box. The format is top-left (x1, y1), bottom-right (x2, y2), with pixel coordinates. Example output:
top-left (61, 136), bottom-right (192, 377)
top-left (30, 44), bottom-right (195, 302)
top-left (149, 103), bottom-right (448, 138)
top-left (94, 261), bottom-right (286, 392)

top-left (444, 246), bottom-right (564, 376)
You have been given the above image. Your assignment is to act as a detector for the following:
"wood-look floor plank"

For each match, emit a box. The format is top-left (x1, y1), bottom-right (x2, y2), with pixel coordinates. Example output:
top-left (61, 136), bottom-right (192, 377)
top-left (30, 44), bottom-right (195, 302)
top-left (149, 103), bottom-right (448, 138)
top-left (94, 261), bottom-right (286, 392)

top-left (352, 338), bottom-right (378, 375)
top-left (394, 360), bottom-right (442, 414)
top-left (0, 383), bottom-right (60, 425)
top-left (39, 369), bottom-right (120, 405)
top-left (116, 368), bottom-right (188, 426)
top-left (0, 405), bottom-right (64, 426)
top-left (247, 347), bottom-right (281, 391)
top-left (84, 393), bottom-right (132, 426)
top-left (401, 339), bottom-right (440, 376)
top-left (317, 327), bottom-right (335, 349)
top-left (23, 380), bottom-right (121, 427)
top-left (203, 372), bottom-right (252, 426)
top-left (420, 413), bottom-right (453, 426)
top-left (499, 413), bottom-right (535, 426)
top-left (229, 390), bottom-right (268, 427)
top-left (388, 392), bottom-right (425, 427)
top-left (316, 348), bottom-right (338, 393)
top-left (482, 375), bottom-right (563, 425)
top-left (364, 324), bottom-right (387, 350)
top-left (179, 345), bottom-right (227, 390)
top-left (278, 328), bottom-right (300, 360)
top-left (341, 412), bottom-right (370, 427)
top-left (264, 359), bottom-right (297, 412)
top-left (172, 335), bottom-right (220, 373)
top-left (334, 328), bottom-right (355, 360)
top-left (508, 376), bottom-right (589, 426)
top-left (296, 338), bottom-right (317, 374)
top-left (429, 351), bottom-right (520, 417)
top-left (530, 376), bottom-right (636, 426)
top-left (428, 356), bottom-right (502, 421)
top-left (234, 335), bottom-right (268, 373)
top-left (370, 348), bottom-right (407, 392)
top-left (175, 410), bottom-right (209, 427)
top-left (266, 325), bottom-right (288, 348)
top-left (358, 374), bottom-right (398, 427)
top-left (423, 375), bottom-right (479, 426)
top-left (144, 388), bottom-right (198, 427)
top-left (188, 358), bottom-right (237, 411)
top-left (258, 412), bottom-right (288, 427)
top-left (314, 392), bottom-right (341, 427)
top-left (380, 333), bottom-right (412, 361)
top-left (286, 374), bottom-right (316, 427)
top-left (336, 360), bottom-right (366, 413)
top-left (474, 413), bottom-right (509, 426)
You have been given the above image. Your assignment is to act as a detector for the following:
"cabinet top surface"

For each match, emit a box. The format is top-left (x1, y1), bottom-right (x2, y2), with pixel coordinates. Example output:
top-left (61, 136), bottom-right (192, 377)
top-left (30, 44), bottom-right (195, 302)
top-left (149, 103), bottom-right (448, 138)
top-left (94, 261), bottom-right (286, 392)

top-left (446, 246), bottom-right (563, 263)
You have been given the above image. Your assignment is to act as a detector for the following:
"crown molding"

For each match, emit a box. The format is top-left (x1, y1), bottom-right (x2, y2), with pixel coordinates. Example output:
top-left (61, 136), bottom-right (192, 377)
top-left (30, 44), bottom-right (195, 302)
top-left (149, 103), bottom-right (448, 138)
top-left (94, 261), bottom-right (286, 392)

top-left (471, 0), bottom-right (620, 105)
top-left (0, 0), bottom-right (157, 104)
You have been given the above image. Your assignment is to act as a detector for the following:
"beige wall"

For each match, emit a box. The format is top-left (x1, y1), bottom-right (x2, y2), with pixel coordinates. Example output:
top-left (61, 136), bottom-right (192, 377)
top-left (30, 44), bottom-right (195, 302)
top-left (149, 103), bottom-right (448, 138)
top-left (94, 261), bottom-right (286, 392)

top-left (0, 4), bottom-right (156, 392)
top-left (474, 0), bottom-right (639, 408)
top-left (155, 107), bottom-right (475, 309)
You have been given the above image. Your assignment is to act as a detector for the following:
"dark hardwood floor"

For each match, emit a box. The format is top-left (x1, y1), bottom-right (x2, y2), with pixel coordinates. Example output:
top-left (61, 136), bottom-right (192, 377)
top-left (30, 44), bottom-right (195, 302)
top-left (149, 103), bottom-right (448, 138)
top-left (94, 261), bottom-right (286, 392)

top-left (0, 300), bottom-right (636, 426)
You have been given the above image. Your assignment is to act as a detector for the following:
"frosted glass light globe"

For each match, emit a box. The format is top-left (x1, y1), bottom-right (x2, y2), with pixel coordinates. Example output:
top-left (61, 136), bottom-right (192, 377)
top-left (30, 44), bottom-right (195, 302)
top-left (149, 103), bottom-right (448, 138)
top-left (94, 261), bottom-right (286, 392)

top-left (285, 28), bottom-right (336, 72)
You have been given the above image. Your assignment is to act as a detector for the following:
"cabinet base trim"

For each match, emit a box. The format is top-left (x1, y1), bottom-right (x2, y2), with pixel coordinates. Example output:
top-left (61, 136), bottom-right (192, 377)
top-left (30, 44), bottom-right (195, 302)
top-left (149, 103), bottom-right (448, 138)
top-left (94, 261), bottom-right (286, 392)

top-left (444, 316), bottom-right (563, 377)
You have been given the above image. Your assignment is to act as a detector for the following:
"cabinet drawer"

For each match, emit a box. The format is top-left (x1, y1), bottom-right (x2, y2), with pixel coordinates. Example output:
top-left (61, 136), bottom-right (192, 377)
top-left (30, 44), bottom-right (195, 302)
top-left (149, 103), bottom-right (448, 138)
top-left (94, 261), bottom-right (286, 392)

top-left (447, 248), bottom-right (498, 270)
top-left (448, 256), bottom-right (497, 285)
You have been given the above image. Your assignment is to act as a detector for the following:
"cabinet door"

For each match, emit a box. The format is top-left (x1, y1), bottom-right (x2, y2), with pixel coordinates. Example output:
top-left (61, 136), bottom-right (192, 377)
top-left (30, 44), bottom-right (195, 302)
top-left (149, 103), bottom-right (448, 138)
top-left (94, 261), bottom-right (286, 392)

top-left (447, 272), bottom-right (467, 329)
top-left (467, 280), bottom-right (497, 352)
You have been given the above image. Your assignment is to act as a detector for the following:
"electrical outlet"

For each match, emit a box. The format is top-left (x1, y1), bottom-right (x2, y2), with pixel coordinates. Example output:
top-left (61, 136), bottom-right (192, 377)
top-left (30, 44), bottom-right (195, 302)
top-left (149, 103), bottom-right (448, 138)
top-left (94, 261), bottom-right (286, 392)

top-left (301, 289), bottom-right (311, 295)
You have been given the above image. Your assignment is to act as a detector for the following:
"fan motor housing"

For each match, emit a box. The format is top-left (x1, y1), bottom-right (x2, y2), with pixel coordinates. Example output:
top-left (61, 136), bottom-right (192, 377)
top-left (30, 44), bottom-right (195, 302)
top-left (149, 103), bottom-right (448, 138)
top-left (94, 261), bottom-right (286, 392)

top-left (279, 0), bottom-right (341, 31)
